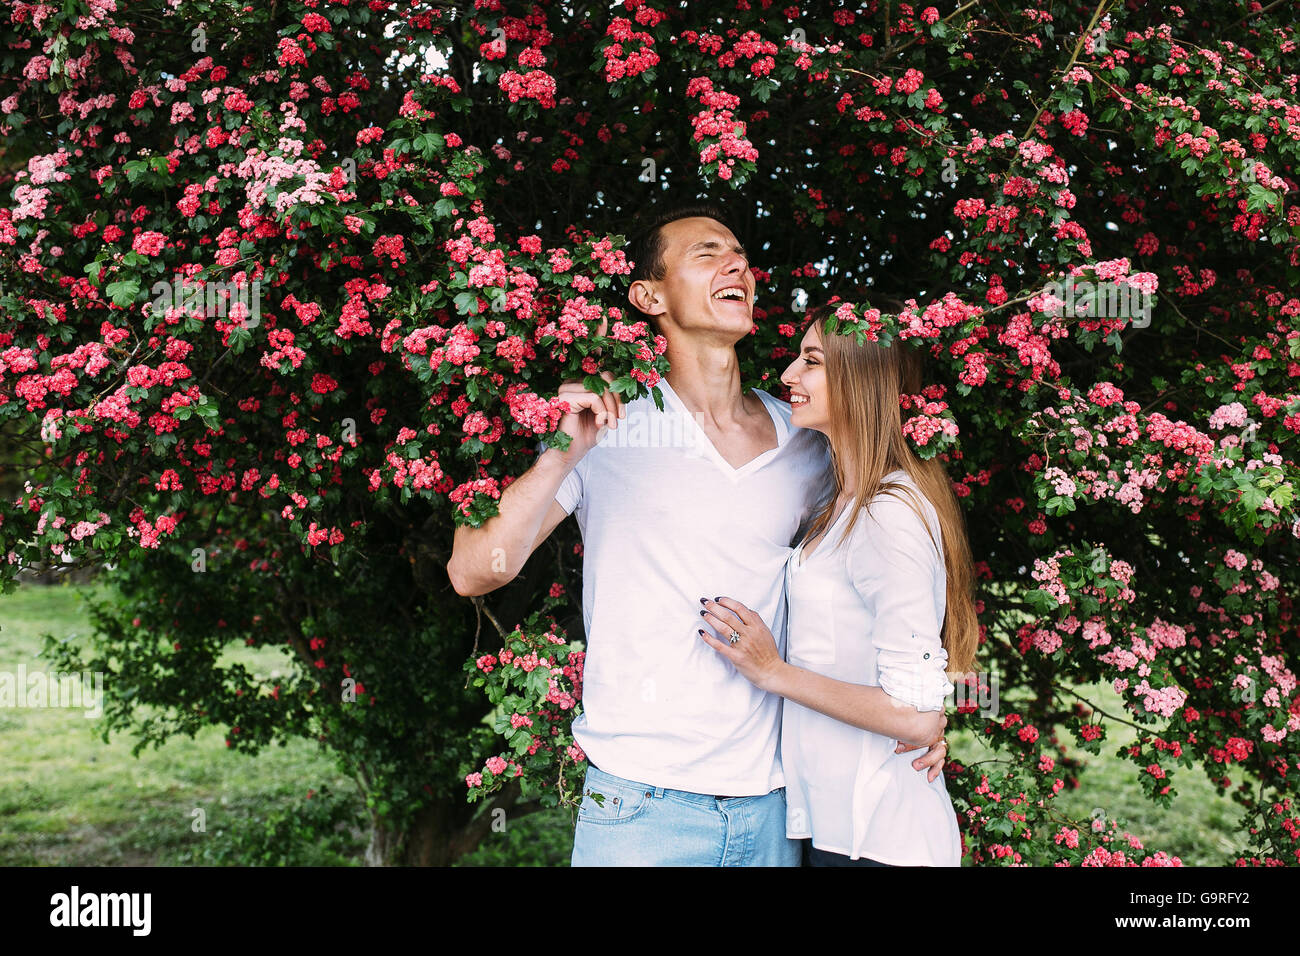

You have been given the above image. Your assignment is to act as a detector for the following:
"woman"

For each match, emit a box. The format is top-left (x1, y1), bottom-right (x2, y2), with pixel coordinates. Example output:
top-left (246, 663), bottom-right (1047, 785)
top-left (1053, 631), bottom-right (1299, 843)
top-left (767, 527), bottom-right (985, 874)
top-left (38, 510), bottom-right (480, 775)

top-left (697, 301), bottom-right (979, 867)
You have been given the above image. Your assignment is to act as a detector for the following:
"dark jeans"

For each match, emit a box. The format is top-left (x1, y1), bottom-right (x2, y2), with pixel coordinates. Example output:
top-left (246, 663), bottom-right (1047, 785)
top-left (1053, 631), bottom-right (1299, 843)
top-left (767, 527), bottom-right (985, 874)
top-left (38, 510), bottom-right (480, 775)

top-left (801, 839), bottom-right (894, 867)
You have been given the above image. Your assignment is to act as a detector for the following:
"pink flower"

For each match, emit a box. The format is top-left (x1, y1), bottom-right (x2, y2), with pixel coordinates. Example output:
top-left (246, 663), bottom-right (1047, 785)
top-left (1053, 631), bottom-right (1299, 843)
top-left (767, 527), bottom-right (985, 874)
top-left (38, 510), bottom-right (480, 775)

top-left (896, 68), bottom-right (925, 95)
top-left (132, 231), bottom-right (168, 256)
top-left (1031, 629), bottom-right (1063, 654)
top-left (1208, 402), bottom-right (1248, 430)
top-left (499, 68), bottom-right (557, 108)
top-left (1054, 827), bottom-right (1079, 849)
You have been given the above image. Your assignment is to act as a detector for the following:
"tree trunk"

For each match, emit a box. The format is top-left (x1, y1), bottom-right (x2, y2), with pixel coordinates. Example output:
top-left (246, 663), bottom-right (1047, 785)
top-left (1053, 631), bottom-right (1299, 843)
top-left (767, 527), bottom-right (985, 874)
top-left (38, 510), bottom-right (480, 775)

top-left (366, 802), bottom-right (464, 866)
top-left (364, 781), bottom-right (528, 866)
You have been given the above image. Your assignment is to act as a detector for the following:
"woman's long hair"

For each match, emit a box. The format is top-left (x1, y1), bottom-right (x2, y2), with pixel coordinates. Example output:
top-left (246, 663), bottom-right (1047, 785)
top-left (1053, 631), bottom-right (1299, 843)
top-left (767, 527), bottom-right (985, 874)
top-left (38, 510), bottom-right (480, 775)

top-left (799, 299), bottom-right (979, 675)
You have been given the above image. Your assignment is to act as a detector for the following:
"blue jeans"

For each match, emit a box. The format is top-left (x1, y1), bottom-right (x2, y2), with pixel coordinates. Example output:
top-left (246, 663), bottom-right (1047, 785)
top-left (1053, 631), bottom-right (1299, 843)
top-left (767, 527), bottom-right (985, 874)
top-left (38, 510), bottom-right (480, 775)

top-left (570, 764), bottom-right (801, 867)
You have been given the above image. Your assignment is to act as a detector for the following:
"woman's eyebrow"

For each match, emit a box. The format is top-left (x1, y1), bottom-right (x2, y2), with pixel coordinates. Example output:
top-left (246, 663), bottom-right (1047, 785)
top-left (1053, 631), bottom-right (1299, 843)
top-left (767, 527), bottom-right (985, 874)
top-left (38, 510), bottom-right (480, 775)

top-left (803, 345), bottom-right (823, 354)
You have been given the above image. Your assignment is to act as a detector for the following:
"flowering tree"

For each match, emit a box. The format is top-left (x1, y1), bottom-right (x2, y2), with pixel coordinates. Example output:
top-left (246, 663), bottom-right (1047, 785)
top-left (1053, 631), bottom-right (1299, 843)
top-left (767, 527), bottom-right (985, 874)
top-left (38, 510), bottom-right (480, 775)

top-left (2, 0), bottom-right (1297, 865)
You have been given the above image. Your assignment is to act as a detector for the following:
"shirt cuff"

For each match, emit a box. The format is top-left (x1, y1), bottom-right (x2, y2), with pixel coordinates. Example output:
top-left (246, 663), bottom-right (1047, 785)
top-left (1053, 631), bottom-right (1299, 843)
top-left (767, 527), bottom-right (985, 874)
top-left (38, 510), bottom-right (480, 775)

top-left (877, 644), bottom-right (954, 712)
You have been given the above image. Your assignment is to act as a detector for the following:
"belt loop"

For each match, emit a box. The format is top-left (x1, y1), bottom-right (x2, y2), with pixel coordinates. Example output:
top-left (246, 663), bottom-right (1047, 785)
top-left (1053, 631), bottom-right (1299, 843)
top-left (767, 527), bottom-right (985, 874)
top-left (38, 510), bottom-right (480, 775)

top-left (653, 785), bottom-right (665, 798)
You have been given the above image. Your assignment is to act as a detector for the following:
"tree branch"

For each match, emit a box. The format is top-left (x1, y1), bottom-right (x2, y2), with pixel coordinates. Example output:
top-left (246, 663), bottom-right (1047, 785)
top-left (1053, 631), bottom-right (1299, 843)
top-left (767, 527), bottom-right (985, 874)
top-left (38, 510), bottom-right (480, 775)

top-left (1022, 0), bottom-right (1115, 142)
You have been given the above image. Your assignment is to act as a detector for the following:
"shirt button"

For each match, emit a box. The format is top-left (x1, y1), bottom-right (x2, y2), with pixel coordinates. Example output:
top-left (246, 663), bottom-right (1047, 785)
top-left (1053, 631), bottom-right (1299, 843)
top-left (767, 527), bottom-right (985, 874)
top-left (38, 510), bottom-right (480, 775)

top-left (923, 652), bottom-right (931, 659)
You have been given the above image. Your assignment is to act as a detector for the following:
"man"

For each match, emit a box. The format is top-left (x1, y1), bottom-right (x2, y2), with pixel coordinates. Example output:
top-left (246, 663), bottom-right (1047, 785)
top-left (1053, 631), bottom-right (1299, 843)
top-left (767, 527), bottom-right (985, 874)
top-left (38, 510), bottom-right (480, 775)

top-left (448, 204), bottom-right (946, 866)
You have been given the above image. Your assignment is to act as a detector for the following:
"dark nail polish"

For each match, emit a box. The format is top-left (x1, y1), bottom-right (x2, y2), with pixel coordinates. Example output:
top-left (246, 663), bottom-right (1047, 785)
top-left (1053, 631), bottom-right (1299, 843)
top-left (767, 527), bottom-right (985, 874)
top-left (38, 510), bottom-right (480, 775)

top-left (714, 596), bottom-right (722, 602)
top-left (699, 609), bottom-right (706, 617)
top-left (699, 597), bottom-right (707, 605)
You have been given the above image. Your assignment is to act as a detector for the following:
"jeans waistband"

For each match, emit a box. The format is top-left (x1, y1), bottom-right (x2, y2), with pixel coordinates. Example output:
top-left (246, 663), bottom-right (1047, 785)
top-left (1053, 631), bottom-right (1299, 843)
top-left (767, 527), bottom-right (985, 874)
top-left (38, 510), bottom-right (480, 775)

top-left (586, 762), bottom-right (776, 804)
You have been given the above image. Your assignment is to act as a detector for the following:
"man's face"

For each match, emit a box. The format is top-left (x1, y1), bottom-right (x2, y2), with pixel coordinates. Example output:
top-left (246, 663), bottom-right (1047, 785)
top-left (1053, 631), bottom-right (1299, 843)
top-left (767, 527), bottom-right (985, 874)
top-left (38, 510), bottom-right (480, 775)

top-left (632, 217), bottom-right (754, 338)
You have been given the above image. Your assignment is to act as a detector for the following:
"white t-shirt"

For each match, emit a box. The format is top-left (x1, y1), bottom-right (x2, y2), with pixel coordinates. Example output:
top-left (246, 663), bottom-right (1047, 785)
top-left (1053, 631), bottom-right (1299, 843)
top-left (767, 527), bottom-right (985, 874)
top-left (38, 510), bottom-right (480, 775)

top-left (551, 377), bottom-right (831, 795)
top-left (782, 470), bottom-right (962, 865)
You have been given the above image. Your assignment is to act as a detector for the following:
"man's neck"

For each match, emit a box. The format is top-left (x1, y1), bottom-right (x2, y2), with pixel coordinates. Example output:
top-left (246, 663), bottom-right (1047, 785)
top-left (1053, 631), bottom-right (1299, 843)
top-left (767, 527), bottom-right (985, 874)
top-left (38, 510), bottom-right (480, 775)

top-left (662, 341), bottom-right (752, 426)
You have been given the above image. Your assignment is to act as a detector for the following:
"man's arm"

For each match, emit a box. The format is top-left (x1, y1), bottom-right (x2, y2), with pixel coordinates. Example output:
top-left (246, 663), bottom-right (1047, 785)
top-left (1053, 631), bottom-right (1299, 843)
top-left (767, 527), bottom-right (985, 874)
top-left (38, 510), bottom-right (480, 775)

top-left (447, 450), bottom-right (577, 597)
top-left (447, 373), bottom-right (625, 597)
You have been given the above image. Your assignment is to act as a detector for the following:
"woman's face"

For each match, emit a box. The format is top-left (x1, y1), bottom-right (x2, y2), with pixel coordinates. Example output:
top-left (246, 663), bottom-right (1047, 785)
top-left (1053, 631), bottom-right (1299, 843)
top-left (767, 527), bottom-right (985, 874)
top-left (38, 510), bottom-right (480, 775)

top-left (781, 322), bottom-right (830, 434)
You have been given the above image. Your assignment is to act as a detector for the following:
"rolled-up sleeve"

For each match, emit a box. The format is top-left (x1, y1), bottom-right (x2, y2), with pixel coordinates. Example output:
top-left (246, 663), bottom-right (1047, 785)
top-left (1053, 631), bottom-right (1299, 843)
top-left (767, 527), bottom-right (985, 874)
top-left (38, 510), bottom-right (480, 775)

top-left (849, 494), bottom-right (954, 712)
top-left (536, 439), bottom-right (584, 515)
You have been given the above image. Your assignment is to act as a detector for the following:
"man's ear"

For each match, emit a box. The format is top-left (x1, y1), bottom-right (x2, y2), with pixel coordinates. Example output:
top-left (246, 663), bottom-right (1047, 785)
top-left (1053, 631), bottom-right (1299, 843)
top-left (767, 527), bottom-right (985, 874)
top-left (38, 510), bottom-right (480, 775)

top-left (628, 279), bottom-right (665, 318)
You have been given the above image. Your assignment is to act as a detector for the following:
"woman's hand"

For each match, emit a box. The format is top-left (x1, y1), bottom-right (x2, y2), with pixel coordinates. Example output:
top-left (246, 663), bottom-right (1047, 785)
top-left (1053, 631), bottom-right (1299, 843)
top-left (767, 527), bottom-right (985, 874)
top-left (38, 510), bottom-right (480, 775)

top-left (697, 596), bottom-right (785, 692)
top-left (895, 713), bottom-right (949, 783)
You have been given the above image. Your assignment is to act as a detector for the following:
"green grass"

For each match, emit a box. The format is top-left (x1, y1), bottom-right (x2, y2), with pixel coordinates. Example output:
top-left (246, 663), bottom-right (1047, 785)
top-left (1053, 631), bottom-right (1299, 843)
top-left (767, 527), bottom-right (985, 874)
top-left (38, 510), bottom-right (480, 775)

top-left (0, 580), bottom-right (1244, 866)
top-left (0, 580), bottom-right (365, 866)
top-left (1046, 681), bottom-right (1245, 866)
top-left (456, 807), bottom-right (575, 867)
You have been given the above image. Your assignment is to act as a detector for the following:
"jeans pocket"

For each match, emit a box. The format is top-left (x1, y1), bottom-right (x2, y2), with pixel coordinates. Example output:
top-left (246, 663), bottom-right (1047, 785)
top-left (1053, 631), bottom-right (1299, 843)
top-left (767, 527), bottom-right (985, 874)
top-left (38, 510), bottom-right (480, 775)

top-left (577, 769), bottom-right (652, 826)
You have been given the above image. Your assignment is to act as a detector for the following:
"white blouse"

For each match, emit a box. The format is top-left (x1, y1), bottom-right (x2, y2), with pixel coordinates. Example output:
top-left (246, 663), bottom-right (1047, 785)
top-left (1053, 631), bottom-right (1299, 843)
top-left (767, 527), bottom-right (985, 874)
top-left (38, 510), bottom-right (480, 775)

top-left (781, 470), bottom-right (962, 866)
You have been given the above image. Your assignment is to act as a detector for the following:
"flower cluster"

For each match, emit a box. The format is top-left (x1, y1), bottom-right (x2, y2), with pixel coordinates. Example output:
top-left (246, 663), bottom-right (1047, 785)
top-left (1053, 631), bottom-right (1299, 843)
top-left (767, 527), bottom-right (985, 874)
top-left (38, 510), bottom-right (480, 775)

top-left (899, 391), bottom-right (960, 458)
top-left (463, 611), bottom-right (588, 808)
top-left (602, 17), bottom-right (660, 83)
top-left (685, 77), bottom-right (759, 183)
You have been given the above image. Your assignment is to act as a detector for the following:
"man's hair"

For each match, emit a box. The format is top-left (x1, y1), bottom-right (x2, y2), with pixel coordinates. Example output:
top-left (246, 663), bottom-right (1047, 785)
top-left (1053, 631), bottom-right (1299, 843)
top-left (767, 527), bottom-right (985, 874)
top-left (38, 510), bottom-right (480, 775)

top-left (625, 202), bottom-right (739, 287)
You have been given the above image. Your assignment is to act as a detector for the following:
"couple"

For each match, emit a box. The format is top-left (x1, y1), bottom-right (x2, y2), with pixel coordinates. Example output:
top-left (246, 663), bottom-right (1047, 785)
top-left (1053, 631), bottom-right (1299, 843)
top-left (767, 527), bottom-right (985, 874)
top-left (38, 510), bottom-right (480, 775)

top-left (448, 204), bottom-right (978, 867)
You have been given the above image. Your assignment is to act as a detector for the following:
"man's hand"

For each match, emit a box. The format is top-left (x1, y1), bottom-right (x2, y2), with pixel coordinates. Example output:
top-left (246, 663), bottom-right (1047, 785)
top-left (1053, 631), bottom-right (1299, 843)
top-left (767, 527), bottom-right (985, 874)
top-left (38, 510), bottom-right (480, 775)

top-left (553, 371), bottom-right (625, 465)
top-left (550, 315), bottom-right (625, 466)
top-left (895, 713), bottom-right (948, 783)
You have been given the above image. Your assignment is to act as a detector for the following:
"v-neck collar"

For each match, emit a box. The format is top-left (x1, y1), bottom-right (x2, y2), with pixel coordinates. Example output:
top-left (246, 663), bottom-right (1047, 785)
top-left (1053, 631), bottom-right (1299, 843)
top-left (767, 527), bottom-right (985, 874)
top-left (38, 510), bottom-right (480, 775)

top-left (656, 377), bottom-right (787, 483)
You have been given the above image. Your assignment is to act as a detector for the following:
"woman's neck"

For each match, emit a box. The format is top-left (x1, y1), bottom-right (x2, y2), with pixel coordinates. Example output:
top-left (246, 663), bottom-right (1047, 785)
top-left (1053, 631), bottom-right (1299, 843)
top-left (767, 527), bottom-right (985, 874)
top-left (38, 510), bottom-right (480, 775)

top-left (832, 450), bottom-right (906, 504)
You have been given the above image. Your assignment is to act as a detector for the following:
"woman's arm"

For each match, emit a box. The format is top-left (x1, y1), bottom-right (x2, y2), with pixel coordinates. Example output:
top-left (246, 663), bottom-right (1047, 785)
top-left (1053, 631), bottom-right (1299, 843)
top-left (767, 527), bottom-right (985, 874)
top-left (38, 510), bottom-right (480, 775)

top-left (698, 595), bottom-right (949, 779)
top-left (763, 661), bottom-right (944, 747)
top-left (849, 493), bottom-right (956, 719)
top-left (701, 490), bottom-right (953, 746)
top-left (698, 597), bottom-right (946, 747)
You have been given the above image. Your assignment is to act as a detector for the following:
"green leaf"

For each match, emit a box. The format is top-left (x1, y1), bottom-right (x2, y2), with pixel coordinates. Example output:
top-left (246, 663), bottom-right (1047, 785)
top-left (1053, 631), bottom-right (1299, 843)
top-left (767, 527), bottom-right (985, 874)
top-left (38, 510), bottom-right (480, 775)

top-left (1245, 184), bottom-right (1280, 213)
top-left (105, 278), bottom-right (140, 307)
top-left (453, 291), bottom-right (481, 315)
top-left (122, 159), bottom-right (148, 183)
